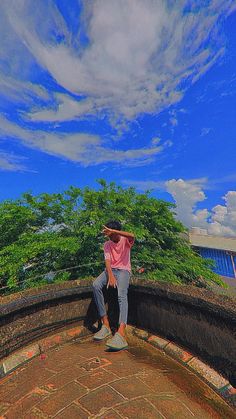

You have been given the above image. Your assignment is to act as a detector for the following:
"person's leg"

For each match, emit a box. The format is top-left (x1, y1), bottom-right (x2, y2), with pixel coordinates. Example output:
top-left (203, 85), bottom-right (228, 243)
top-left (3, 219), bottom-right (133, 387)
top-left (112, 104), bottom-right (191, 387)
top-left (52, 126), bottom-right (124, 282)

top-left (115, 269), bottom-right (130, 336)
top-left (92, 271), bottom-right (110, 329)
top-left (105, 269), bottom-right (130, 350)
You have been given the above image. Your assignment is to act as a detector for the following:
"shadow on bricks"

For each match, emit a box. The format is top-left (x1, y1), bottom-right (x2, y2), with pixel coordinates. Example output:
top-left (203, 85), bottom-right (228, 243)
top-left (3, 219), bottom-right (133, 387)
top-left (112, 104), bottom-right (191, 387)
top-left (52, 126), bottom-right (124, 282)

top-left (83, 287), bottom-right (119, 334)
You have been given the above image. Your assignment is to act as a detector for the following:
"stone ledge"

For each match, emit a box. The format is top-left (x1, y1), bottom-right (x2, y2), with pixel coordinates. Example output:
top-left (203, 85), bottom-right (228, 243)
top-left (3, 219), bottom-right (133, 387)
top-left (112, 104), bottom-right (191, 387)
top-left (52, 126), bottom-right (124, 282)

top-left (130, 281), bottom-right (236, 321)
top-left (1, 343), bottom-right (40, 377)
top-left (128, 325), bottom-right (236, 409)
top-left (0, 324), bottom-right (91, 379)
top-left (1, 278), bottom-right (235, 318)
top-left (147, 334), bottom-right (169, 349)
top-left (0, 283), bottom-right (93, 317)
top-left (165, 342), bottom-right (193, 363)
top-left (1, 280), bottom-right (235, 388)
top-left (188, 358), bottom-right (229, 389)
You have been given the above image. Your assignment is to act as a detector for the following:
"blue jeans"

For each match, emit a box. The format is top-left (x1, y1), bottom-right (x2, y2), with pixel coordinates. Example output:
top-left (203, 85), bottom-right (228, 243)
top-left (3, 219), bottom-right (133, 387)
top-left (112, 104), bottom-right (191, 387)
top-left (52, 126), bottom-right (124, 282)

top-left (92, 269), bottom-right (130, 325)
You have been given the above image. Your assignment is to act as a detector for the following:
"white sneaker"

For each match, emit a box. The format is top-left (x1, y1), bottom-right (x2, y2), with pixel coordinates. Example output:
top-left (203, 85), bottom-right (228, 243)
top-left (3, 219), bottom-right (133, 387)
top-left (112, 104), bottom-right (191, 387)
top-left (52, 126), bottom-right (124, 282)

top-left (93, 325), bottom-right (112, 341)
top-left (106, 332), bottom-right (128, 350)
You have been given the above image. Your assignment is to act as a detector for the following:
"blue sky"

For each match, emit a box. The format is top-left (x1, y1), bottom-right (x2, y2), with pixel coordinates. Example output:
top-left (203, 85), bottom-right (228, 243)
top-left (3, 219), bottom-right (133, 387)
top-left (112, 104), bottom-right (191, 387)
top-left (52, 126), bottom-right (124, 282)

top-left (0, 0), bottom-right (236, 236)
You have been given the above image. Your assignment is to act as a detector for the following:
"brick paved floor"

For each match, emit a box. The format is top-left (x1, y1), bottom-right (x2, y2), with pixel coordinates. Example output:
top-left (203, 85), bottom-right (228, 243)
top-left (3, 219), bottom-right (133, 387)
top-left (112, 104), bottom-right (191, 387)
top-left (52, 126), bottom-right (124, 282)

top-left (0, 328), bottom-right (235, 419)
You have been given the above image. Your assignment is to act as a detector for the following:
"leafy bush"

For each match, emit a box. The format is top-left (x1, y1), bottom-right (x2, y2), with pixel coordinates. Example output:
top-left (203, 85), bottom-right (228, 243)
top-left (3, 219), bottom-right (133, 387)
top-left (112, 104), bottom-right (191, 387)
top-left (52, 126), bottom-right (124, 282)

top-left (0, 179), bottom-right (223, 294)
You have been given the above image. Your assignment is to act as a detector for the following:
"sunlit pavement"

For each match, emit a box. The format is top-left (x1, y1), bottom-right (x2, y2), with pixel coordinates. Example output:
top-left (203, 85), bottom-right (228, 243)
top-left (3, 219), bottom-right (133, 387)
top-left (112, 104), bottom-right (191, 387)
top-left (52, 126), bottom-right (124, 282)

top-left (0, 329), bottom-right (234, 419)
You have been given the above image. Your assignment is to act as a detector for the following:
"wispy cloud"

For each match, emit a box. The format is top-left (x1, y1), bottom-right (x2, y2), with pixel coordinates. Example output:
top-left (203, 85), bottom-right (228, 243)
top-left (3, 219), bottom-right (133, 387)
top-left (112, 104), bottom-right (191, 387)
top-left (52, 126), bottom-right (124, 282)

top-left (211, 173), bottom-right (236, 186)
top-left (0, 115), bottom-right (165, 167)
top-left (201, 174), bottom-right (236, 190)
top-left (169, 109), bottom-right (179, 127)
top-left (169, 117), bottom-right (178, 127)
top-left (0, 0), bottom-right (234, 124)
top-left (27, 93), bottom-right (98, 122)
top-left (0, 0), bottom-right (234, 170)
top-left (0, 151), bottom-right (28, 172)
top-left (123, 177), bottom-right (208, 191)
top-left (200, 127), bottom-right (212, 137)
top-left (122, 179), bottom-right (166, 190)
top-left (124, 174), bottom-right (236, 193)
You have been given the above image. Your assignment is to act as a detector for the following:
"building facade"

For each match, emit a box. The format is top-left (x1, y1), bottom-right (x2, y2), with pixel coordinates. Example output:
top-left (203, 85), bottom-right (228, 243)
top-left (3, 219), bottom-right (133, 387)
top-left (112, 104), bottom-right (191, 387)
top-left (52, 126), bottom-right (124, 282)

top-left (189, 230), bottom-right (236, 279)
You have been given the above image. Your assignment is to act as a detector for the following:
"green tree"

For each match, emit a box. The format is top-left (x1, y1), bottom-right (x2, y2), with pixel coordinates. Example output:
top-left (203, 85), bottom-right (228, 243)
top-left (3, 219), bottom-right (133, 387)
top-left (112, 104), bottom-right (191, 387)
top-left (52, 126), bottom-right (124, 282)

top-left (0, 180), bottom-right (223, 294)
top-left (0, 201), bottom-right (36, 249)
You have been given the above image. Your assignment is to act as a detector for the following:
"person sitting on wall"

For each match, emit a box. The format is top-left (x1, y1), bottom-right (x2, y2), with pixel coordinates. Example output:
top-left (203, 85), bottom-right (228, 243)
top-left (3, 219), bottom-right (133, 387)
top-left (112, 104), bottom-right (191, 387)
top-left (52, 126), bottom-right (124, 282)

top-left (92, 220), bottom-right (135, 350)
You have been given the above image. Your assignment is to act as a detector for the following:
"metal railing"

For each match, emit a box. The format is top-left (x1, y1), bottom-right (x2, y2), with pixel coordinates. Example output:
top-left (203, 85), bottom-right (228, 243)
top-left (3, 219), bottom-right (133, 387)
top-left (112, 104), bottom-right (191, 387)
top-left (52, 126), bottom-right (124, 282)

top-left (0, 259), bottom-right (151, 294)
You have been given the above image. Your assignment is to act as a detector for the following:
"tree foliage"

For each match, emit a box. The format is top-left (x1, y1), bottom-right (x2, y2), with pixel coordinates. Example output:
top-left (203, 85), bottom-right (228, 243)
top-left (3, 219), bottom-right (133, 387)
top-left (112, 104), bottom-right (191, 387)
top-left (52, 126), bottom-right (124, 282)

top-left (0, 180), bottom-right (223, 294)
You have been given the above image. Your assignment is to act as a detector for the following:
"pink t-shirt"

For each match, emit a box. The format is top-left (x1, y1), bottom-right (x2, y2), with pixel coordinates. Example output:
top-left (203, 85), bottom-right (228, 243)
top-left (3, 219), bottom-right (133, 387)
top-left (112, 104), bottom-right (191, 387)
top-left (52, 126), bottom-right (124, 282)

top-left (104, 236), bottom-right (134, 272)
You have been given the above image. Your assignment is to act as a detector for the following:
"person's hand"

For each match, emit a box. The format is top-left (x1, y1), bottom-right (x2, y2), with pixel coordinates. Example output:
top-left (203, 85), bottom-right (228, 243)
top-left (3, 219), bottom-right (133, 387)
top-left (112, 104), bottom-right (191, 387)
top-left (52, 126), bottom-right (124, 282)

top-left (107, 274), bottom-right (117, 288)
top-left (102, 225), bottom-right (114, 237)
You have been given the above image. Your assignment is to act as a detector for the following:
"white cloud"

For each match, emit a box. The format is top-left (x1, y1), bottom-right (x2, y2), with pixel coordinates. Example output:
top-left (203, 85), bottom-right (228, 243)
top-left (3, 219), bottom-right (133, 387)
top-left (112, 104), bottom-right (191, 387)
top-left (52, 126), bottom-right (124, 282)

top-left (0, 3), bottom-right (51, 106)
top-left (151, 137), bottom-right (161, 146)
top-left (0, 115), bottom-right (164, 167)
top-left (209, 174), bottom-right (236, 187)
top-left (166, 178), bottom-right (209, 229)
top-left (0, 0), bottom-right (234, 171)
top-left (169, 117), bottom-right (178, 127)
top-left (200, 127), bottom-right (212, 137)
top-left (208, 191), bottom-right (236, 235)
top-left (125, 177), bottom-right (208, 191)
top-left (0, 151), bottom-right (27, 172)
top-left (0, 0), bottom-right (234, 124)
top-left (0, 74), bottom-right (50, 105)
top-left (166, 179), bottom-right (236, 237)
top-left (122, 179), bottom-right (166, 190)
top-left (123, 177), bottom-right (236, 237)
top-left (28, 93), bottom-right (97, 122)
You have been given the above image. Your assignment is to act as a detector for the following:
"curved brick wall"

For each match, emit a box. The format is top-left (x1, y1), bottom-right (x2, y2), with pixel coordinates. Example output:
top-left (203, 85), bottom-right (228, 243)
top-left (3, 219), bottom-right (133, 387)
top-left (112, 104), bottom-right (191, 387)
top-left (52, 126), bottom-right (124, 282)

top-left (0, 279), bottom-right (235, 386)
top-left (129, 281), bottom-right (236, 387)
top-left (0, 281), bottom-right (96, 359)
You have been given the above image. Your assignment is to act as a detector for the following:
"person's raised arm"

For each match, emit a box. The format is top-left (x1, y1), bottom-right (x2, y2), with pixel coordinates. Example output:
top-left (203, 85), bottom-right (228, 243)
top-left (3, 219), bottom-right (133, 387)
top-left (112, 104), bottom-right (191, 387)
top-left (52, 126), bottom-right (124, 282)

top-left (103, 225), bottom-right (135, 239)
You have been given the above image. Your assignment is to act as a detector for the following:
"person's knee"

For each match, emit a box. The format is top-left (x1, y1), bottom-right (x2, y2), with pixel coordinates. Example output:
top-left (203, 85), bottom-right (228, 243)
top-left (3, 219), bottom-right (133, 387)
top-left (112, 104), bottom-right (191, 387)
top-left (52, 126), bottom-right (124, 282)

top-left (118, 288), bottom-right (128, 301)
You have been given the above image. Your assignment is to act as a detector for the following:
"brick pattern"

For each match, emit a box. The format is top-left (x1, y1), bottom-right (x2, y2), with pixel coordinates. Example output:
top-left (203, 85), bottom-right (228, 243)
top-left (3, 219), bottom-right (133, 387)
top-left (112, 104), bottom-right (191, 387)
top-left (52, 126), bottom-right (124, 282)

top-left (1, 322), bottom-right (235, 410)
top-left (0, 325), bottom-right (89, 380)
top-left (1, 389), bottom-right (48, 419)
top-left (128, 325), bottom-right (236, 407)
top-left (98, 409), bottom-right (122, 419)
top-left (0, 330), bottom-right (235, 418)
top-left (78, 385), bottom-right (125, 415)
top-left (76, 369), bottom-right (118, 390)
top-left (35, 382), bottom-right (87, 416)
top-left (55, 403), bottom-right (89, 419)
top-left (110, 376), bottom-right (153, 399)
top-left (147, 395), bottom-right (202, 419)
top-left (116, 398), bottom-right (162, 419)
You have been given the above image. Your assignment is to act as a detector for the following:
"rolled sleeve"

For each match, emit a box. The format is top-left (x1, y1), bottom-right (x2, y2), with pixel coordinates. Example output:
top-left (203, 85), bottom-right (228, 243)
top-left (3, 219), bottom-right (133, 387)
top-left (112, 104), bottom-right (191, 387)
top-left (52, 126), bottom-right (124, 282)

top-left (104, 242), bottom-right (111, 260)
